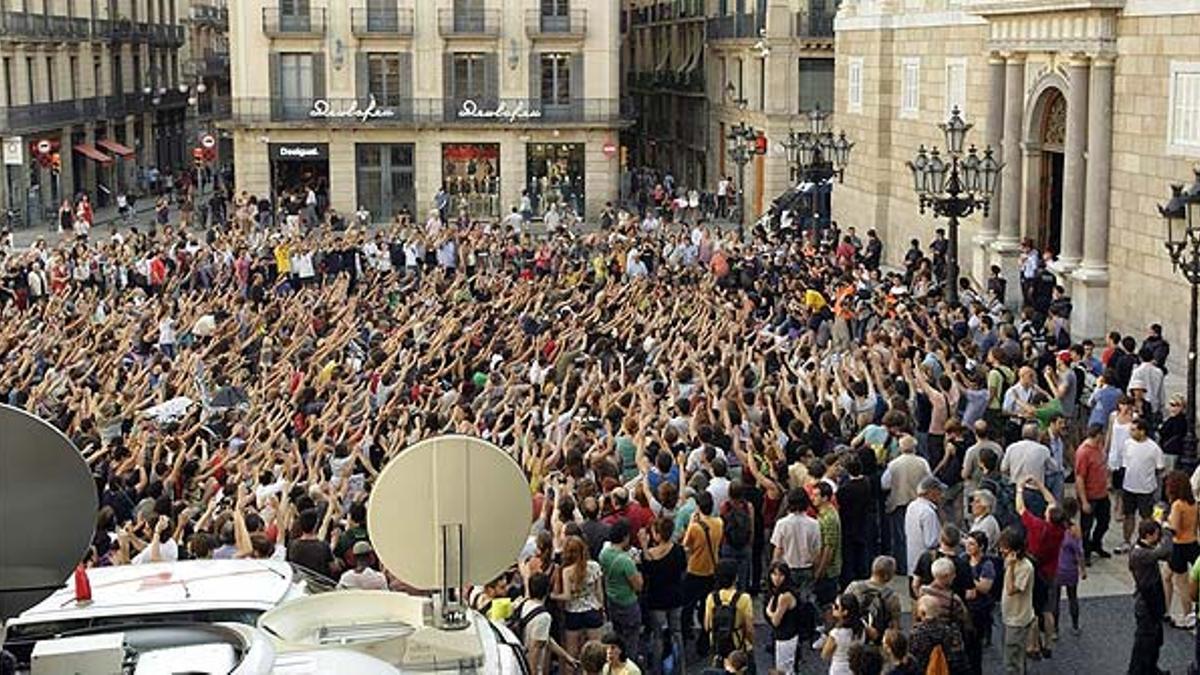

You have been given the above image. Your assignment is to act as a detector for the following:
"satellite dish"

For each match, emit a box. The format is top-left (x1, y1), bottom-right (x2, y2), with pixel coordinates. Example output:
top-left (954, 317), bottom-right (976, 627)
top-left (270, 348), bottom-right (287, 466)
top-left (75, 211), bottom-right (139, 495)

top-left (0, 404), bottom-right (97, 620)
top-left (367, 436), bottom-right (530, 627)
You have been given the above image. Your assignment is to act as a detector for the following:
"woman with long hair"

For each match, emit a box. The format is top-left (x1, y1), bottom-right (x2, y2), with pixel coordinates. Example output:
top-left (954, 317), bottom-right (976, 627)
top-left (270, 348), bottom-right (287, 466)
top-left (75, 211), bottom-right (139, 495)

top-left (640, 516), bottom-right (685, 675)
top-left (821, 592), bottom-right (865, 675)
top-left (552, 535), bottom-right (605, 658)
top-left (1165, 470), bottom-right (1199, 629)
top-left (764, 561), bottom-right (803, 673)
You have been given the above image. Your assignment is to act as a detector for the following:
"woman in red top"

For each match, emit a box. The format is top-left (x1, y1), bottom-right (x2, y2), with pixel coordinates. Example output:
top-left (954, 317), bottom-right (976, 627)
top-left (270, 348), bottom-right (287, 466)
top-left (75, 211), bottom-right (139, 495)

top-left (1016, 477), bottom-right (1067, 659)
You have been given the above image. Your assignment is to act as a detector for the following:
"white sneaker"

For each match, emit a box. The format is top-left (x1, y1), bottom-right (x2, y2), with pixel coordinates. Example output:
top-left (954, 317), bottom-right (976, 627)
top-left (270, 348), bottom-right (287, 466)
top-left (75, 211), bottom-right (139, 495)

top-left (811, 632), bottom-right (827, 650)
top-left (1178, 614), bottom-right (1197, 630)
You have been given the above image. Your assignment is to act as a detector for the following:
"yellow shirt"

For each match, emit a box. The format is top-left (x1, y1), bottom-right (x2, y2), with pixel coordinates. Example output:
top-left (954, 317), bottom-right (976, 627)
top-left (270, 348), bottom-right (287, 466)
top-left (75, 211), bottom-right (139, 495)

top-left (274, 245), bottom-right (292, 274)
top-left (683, 514), bottom-right (723, 576)
top-left (803, 289), bottom-right (827, 311)
top-left (704, 587), bottom-right (754, 647)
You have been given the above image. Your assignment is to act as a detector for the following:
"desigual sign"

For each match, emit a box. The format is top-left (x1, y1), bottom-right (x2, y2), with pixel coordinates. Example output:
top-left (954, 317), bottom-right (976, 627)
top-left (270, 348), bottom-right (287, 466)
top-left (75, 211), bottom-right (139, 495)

top-left (457, 99), bottom-right (543, 123)
top-left (270, 143), bottom-right (329, 161)
top-left (308, 95), bottom-right (396, 122)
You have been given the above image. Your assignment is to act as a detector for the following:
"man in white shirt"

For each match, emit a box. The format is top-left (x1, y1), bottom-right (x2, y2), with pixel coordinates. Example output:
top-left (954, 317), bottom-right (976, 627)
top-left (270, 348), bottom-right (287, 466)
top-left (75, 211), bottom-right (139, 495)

top-left (1001, 423), bottom-right (1055, 486)
top-left (131, 515), bottom-right (179, 564)
top-left (904, 477), bottom-right (944, 576)
top-left (1120, 419), bottom-right (1165, 552)
top-left (771, 487), bottom-right (822, 579)
top-left (706, 458), bottom-right (731, 513)
top-left (880, 435), bottom-right (931, 575)
top-left (337, 541), bottom-right (387, 590)
top-left (1128, 350), bottom-right (1166, 418)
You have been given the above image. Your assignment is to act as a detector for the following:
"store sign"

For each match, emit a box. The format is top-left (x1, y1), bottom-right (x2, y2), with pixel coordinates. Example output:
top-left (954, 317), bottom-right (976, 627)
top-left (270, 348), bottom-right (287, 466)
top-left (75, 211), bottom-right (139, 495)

top-left (457, 99), bottom-right (543, 123)
top-left (270, 143), bottom-right (329, 161)
top-left (309, 95), bottom-right (396, 122)
top-left (3, 137), bottom-right (24, 165)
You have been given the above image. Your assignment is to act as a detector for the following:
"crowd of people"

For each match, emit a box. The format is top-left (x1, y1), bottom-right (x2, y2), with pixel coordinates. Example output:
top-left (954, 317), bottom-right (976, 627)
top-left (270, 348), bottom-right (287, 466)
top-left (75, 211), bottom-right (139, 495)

top-left (0, 186), bottom-right (1195, 675)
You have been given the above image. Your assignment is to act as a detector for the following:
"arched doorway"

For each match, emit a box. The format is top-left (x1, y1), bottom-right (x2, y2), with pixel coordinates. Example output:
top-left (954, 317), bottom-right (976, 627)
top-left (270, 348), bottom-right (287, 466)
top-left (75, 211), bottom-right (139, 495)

top-left (1029, 88), bottom-right (1066, 256)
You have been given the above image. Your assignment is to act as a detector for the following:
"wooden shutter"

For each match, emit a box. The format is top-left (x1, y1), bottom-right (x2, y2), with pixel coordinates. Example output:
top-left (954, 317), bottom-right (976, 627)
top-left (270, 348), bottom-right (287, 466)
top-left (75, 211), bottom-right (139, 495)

top-left (570, 52), bottom-right (583, 105)
top-left (483, 52), bottom-right (498, 107)
top-left (398, 51), bottom-right (413, 120)
top-left (529, 50), bottom-right (541, 105)
top-left (443, 52), bottom-right (455, 121)
top-left (269, 52), bottom-right (282, 120)
top-left (312, 52), bottom-right (326, 100)
top-left (356, 51), bottom-right (369, 101)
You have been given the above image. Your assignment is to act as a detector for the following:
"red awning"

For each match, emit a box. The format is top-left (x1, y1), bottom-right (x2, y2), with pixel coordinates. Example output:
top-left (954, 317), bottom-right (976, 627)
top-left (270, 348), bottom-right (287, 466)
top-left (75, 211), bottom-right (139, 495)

top-left (95, 139), bottom-right (135, 157)
top-left (73, 144), bottom-right (113, 165)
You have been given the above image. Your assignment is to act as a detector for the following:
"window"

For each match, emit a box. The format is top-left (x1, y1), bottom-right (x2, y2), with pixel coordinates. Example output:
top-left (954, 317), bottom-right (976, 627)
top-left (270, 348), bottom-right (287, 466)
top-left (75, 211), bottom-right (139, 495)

top-left (1168, 62), bottom-right (1200, 156)
top-left (26, 56), bottom-right (35, 103)
top-left (132, 54), bottom-right (141, 94)
top-left (540, 53), bottom-right (571, 104)
top-left (541, 0), bottom-right (568, 15)
top-left (279, 53), bottom-right (314, 100)
top-left (452, 53), bottom-right (487, 99)
top-left (69, 56), bottom-right (78, 99)
top-left (170, 53), bottom-right (177, 88)
top-left (798, 59), bottom-right (833, 112)
top-left (1, 58), bottom-right (11, 107)
top-left (112, 53), bottom-right (122, 95)
top-left (367, 53), bottom-right (402, 106)
top-left (945, 57), bottom-right (967, 117)
top-left (848, 57), bottom-right (863, 113)
top-left (900, 56), bottom-right (920, 119)
top-left (93, 55), bottom-right (101, 97)
top-left (45, 56), bottom-right (53, 101)
top-left (736, 57), bottom-right (744, 102)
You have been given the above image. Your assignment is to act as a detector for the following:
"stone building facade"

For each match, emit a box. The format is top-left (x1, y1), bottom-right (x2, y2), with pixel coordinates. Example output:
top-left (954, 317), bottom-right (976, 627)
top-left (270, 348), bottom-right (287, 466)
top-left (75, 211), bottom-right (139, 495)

top-left (228, 0), bottom-right (626, 223)
top-left (0, 0), bottom-right (190, 221)
top-left (833, 0), bottom-right (1200, 348)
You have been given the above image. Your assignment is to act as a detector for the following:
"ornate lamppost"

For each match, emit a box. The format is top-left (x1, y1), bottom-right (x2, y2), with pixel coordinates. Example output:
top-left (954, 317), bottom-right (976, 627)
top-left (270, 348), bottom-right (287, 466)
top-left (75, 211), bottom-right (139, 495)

top-left (723, 81), bottom-right (760, 237)
top-left (1159, 168), bottom-right (1200, 464)
top-left (906, 107), bottom-right (1002, 305)
top-left (780, 105), bottom-right (853, 228)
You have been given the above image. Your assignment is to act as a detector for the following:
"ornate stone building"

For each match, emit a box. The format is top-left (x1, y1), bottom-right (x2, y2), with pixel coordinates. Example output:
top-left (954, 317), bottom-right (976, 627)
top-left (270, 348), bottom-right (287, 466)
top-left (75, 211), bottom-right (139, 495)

top-left (833, 0), bottom-right (1200, 345)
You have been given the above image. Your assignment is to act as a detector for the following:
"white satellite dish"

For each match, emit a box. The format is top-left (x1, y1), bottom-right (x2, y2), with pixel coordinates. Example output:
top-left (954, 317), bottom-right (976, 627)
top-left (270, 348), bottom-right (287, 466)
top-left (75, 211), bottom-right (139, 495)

top-left (0, 404), bottom-right (97, 620)
top-left (367, 435), bottom-right (530, 629)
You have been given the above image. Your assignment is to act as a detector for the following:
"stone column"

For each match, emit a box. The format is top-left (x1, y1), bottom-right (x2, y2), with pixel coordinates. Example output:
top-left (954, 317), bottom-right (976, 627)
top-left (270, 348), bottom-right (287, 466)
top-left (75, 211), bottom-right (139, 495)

top-left (1055, 54), bottom-right (1089, 275)
top-left (973, 53), bottom-right (1006, 281)
top-left (992, 52), bottom-right (1025, 308)
top-left (58, 127), bottom-right (74, 205)
top-left (82, 122), bottom-right (97, 202)
top-left (1071, 55), bottom-right (1115, 340)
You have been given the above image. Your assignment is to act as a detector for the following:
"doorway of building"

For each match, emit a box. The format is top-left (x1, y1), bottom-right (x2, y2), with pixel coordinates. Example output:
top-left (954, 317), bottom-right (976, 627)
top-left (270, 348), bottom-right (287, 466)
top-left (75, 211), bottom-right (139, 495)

top-left (269, 142), bottom-right (330, 213)
top-left (1033, 88), bottom-right (1066, 256)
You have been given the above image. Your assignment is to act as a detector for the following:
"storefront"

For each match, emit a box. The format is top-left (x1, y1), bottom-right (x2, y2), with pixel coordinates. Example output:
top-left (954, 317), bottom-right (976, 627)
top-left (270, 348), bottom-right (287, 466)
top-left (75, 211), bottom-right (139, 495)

top-left (526, 142), bottom-right (585, 218)
top-left (356, 143), bottom-right (416, 223)
top-left (442, 143), bottom-right (500, 219)
top-left (269, 142), bottom-right (329, 199)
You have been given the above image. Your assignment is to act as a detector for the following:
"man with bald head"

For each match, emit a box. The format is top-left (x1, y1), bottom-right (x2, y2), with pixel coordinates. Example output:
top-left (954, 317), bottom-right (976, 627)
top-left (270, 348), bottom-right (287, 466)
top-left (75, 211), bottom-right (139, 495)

top-left (1002, 366), bottom-right (1042, 445)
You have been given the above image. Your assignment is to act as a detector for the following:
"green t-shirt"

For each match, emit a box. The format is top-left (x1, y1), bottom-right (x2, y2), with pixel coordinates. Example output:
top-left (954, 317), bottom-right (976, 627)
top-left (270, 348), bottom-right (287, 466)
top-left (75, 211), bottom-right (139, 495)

top-left (599, 544), bottom-right (639, 606)
top-left (1034, 398), bottom-right (1064, 430)
top-left (616, 436), bottom-right (638, 481)
top-left (817, 505), bottom-right (842, 580)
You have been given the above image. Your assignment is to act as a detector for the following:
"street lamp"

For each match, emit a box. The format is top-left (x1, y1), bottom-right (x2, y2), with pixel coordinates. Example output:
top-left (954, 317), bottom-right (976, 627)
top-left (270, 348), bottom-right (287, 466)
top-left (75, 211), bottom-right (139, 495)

top-left (1158, 167), bottom-right (1200, 464)
top-left (724, 81), bottom-right (759, 236)
top-left (780, 105), bottom-right (853, 230)
top-left (906, 107), bottom-right (1002, 305)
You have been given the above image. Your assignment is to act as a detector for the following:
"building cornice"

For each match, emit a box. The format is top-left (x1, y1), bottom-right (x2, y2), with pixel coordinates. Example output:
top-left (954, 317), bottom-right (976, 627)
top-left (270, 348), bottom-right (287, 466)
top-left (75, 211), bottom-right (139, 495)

top-left (967, 0), bottom-right (1125, 16)
top-left (1121, 0), bottom-right (1200, 16)
top-left (834, 10), bottom-right (986, 32)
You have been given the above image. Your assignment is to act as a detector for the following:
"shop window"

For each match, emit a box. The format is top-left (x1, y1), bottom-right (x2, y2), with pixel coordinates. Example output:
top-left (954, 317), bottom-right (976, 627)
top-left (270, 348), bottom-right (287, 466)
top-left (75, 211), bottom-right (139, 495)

top-left (443, 144), bottom-right (500, 219)
top-left (527, 143), bottom-right (585, 218)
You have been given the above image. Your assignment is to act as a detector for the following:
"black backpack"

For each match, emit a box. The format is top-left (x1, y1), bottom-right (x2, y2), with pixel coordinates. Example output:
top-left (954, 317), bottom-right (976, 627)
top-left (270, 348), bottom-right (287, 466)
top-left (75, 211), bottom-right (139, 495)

top-left (857, 584), bottom-right (895, 644)
top-left (722, 503), bottom-right (752, 551)
top-left (979, 474), bottom-right (1018, 530)
top-left (506, 600), bottom-right (550, 642)
top-left (709, 590), bottom-right (743, 659)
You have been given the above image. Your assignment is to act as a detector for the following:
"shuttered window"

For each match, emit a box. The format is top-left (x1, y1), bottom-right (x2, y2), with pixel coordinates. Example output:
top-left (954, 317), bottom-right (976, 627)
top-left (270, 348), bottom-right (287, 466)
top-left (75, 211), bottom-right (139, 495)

top-left (900, 57), bottom-right (920, 119)
top-left (848, 57), bottom-right (863, 113)
top-left (1169, 63), bottom-right (1200, 155)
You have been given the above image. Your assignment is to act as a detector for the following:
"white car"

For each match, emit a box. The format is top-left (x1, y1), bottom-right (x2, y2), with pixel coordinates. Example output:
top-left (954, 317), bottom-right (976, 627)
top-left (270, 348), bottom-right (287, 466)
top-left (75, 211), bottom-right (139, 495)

top-left (2, 559), bottom-right (333, 670)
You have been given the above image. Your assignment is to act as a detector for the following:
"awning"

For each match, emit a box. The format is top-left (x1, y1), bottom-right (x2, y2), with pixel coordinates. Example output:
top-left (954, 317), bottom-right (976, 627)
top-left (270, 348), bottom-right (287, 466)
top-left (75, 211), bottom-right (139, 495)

top-left (73, 144), bottom-right (113, 164)
top-left (96, 139), bottom-right (135, 157)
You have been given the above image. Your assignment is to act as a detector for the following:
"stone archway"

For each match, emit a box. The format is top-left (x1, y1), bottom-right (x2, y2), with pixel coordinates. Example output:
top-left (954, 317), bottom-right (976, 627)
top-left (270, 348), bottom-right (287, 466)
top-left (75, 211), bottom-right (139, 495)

top-left (1022, 73), bottom-right (1069, 258)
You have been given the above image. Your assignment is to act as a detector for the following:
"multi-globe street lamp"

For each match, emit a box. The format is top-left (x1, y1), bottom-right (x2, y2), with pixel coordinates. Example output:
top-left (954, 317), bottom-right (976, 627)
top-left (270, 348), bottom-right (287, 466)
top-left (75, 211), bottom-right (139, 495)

top-left (906, 106), bottom-right (1002, 306)
top-left (780, 105), bottom-right (853, 228)
top-left (1159, 168), bottom-right (1200, 466)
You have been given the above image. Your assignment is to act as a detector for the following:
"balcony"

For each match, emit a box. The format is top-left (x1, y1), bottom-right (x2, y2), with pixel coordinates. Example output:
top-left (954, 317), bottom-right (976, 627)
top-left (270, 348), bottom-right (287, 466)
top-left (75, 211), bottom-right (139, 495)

top-left (262, 7), bottom-right (327, 37)
top-left (132, 21), bottom-right (151, 41)
top-left (199, 49), bottom-right (230, 77)
top-left (108, 18), bottom-right (133, 39)
top-left (0, 97), bottom-right (106, 133)
top-left (525, 9), bottom-right (586, 39)
top-left (351, 8), bottom-right (414, 37)
top-left (794, 11), bottom-right (834, 38)
top-left (705, 13), bottom-right (762, 40)
top-left (437, 8), bottom-right (499, 38)
top-left (230, 97), bottom-right (629, 126)
top-left (154, 24), bottom-right (185, 46)
top-left (628, 70), bottom-right (704, 94)
top-left (189, 3), bottom-right (229, 27)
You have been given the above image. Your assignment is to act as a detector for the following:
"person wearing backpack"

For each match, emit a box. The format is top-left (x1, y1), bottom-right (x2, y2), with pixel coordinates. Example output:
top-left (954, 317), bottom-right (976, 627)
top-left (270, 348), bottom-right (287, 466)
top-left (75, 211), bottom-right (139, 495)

top-left (719, 480), bottom-right (755, 593)
top-left (845, 555), bottom-right (902, 645)
top-left (704, 560), bottom-right (754, 667)
top-left (978, 447), bottom-right (1018, 531)
top-left (517, 572), bottom-right (578, 675)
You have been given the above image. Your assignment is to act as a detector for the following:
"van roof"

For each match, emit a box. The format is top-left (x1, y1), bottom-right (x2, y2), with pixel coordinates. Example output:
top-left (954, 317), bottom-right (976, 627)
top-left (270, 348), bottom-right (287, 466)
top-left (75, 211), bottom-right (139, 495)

top-left (6, 560), bottom-right (297, 627)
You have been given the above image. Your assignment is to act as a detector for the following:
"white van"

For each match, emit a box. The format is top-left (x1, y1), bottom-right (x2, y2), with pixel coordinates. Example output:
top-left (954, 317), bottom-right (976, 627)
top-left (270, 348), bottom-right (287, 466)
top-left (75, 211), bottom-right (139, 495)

top-left (2, 559), bottom-right (333, 670)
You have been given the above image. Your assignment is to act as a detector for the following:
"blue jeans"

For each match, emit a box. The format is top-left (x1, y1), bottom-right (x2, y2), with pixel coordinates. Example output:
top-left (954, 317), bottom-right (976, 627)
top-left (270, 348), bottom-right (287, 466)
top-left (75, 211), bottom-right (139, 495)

top-left (648, 607), bottom-right (683, 675)
top-left (1045, 471), bottom-right (1064, 505)
top-left (608, 600), bottom-right (642, 666)
top-left (888, 506), bottom-right (909, 575)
